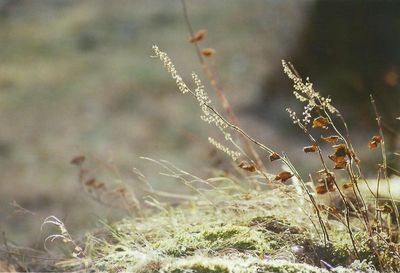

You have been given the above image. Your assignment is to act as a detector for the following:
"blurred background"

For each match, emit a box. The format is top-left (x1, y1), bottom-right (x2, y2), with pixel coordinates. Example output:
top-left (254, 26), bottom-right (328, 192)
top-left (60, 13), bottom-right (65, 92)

top-left (0, 0), bottom-right (399, 247)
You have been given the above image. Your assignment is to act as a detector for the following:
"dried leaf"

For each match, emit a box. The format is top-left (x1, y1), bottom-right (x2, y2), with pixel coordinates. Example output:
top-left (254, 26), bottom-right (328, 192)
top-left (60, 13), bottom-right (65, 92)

top-left (71, 155), bottom-right (85, 166)
top-left (368, 141), bottom-right (378, 150)
top-left (238, 161), bottom-right (256, 172)
top-left (201, 48), bottom-right (216, 57)
top-left (315, 184), bottom-right (328, 194)
top-left (328, 144), bottom-right (349, 169)
top-left (85, 178), bottom-right (96, 187)
top-left (333, 157), bottom-right (347, 169)
top-left (303, 144), bottom-right (318, 153)
top-left (312, 116), bottom-right (330, 129)
top-left (368, 135), bottom-right (383, 149)
top-left (342, 182), bottom-right (353, 190)
top-left (332, 144), bottom-right (349, 157)
top-left (269, 152), bottom-right (280, 162)
top-left (275, 171), bottom-right (293, 182)
top-left (190, 29), bottom-right (207, 43)
top-left (372, 135), bottom-right (383, 143)
top-left (321, 135), bottom-right (340, 144)
top-left (316, 183), bottom-right (335, 193)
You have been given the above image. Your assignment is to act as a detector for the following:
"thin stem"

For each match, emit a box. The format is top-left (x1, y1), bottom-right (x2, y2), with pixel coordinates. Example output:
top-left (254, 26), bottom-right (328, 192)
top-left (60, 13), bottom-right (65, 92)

top-left (181, 0), bottom-right (267, 188)
top-left (370, 95), bottom-right (400, 233)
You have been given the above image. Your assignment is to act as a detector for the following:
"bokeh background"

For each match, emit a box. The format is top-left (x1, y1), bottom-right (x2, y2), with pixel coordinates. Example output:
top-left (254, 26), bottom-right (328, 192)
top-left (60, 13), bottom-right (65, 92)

top-left (0, 0), bottom-right (399, 247)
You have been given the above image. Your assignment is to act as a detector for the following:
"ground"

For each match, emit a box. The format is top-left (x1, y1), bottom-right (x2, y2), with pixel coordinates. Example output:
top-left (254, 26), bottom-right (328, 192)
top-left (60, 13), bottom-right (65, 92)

top-left (51, 184), bottom-right (383, 273)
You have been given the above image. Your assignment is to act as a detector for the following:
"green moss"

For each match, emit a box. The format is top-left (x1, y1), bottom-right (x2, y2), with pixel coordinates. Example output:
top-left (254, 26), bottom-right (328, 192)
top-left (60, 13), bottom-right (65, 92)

top-left (170, 263), bottom-right (229, 273)
top-left (249, 216), bottom-right (301, 234)
top-left (55, 189), bottom-right (384, 273)
top-left (202, 225), bottom-right (242, 241)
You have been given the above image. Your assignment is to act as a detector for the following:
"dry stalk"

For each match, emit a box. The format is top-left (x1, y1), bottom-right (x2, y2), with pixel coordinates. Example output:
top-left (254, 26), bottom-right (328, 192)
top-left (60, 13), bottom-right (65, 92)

top-left (181, 0), bottom-right (267, 189)
top-left (370, 95), bottom-right (400, 233)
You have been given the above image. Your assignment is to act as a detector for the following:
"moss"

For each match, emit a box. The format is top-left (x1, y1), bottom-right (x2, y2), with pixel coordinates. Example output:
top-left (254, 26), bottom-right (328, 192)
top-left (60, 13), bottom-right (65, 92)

top-left (157, 223), bottom-right (269, 257)
top-left (55, 188), bottom-right (383, 273)
top-left (201, 225), bottom-right (266, 252)
top-left (249, 216), bottom-right (301, 234)
top-left (170, 263), bottom-right (229, 273)
top-left (202, 225), bottom-right (242, 241)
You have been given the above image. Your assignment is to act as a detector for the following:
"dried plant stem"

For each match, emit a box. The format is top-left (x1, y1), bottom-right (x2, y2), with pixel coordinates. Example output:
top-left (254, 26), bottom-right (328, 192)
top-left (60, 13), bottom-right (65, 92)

top-left (295, 121), bottom-right (362, 250)
top-left (320, 107), bottom-right (370, 235)
top-left (370, 95), bottom-right (400, 232)
top-left (202, 102), bottom-right (329, 242)
top-left (181, 0), bottom-right (266, 189)
top-left (336, 111), bottom-right (376, 195)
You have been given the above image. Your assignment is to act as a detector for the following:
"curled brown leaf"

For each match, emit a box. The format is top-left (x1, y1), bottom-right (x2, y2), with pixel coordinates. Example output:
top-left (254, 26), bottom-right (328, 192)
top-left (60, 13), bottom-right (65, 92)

top-left (269, 152), bottom-right (280, 162)
top-left (201, 48), bottom-right (216, 57)
top-left (315, 184), bottom-right (328, 194)
top-left (368, 141), bottom-right (378, 150)
top-left (328, 144), bottom-right (349, 169)
top-left (368, 135), bottom-right (383, 150)
top-left (312, 116), bottom-right (330, 129)
top-left (303, 144), bottom-right (318, 153)
top-left (275, 171), bottom-right (293, 182)
top-left (238, 161), bottom-right (256, 172)
top-left (190, 29), bottom-right (207, 43)
top-left (342, 182), bottom-right (353, 190)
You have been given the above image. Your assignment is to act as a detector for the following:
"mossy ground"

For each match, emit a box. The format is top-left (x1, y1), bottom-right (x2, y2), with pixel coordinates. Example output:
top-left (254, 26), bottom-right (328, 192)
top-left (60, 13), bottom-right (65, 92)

top-left (53, 183), bottom-right (387, 273)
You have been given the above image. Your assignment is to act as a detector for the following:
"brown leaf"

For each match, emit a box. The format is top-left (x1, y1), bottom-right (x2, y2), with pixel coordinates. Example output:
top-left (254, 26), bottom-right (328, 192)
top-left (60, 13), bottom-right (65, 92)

top-left (238, 161), bottom-right (256, 172)
top-left (190, 29), bottom-right (207, 43)
top-left (303, 144), bottom-right (318, 153)
top-left (269, 152), bottom-right (280, 162)
top-left (315, 184), bottom-right (328, 194)
top-left (321, 135), bottom-right (340, 144)
top-left (275, 171), bottom-right (293, 182)
top-left (201, 48), bottom-right (216, 57)
top-left (368, 141), bottom-right (378, 150)
top-left (328, 144), bottom-right (349, 169)
top-left (85, 178), bottom-right (96, 187)
top-left (312, 116), bottom-right (330, 129)
top-left (315, 182), bottom-right (335, 193)
top-left (332, 144), bottom-right (349, 157)
top-left (342, 182), bottom-right (353, 190)
top-left (368, 135), bottom-right (383, 149)
top-left (372, 135), bottom-right (383, 143)
top-left (333, 157), bottom-right (347, 169)
top-left (71, 155), bottom-right (85, 166)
